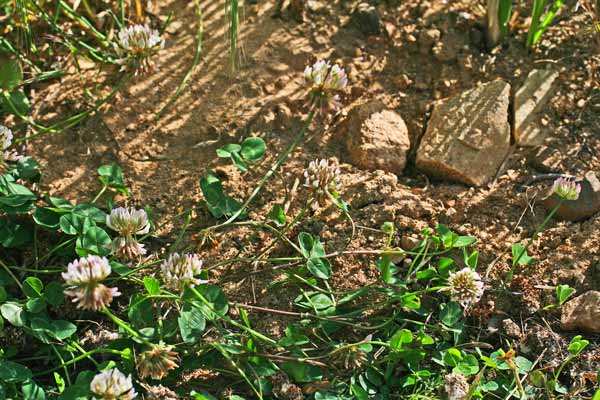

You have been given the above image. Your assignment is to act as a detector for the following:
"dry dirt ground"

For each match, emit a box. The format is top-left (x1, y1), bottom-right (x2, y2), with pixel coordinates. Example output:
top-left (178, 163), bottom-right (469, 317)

top-left (16, 0), bottom-right (600, 360)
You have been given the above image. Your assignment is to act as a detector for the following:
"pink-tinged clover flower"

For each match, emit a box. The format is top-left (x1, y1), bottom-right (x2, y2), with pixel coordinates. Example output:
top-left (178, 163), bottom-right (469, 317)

top-left (552, 177), bottom-right (581, 201)
top-left (106, 207), bottom-right (150, 260)
top-left (160, 253), bottom-right (207, 293)
top-left (116, 24), bottom-right (164, 75)
top-left (304, 60), bottom-right (347, 114)
top-left (62, 255), bottom-right (120, 311)
top-left (90, 368), bottom-right (137, 399)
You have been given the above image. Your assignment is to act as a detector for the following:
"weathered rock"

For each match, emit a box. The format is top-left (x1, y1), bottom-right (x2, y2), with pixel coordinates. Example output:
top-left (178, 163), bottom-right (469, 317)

top-left (501, 318), bottom-right (522, 338)
top-left (514, 69), bottom-right (559, 146)
top-left (541, 171), bottom-right (600, 221)
top-left (345, 100), bottom-right (410, 176)
top-left (350, 3), bottom-right (381, 36)
top-left (561, 290), bottom-right (600, 333)
top-left (416, 80), bottom-right (511, 186)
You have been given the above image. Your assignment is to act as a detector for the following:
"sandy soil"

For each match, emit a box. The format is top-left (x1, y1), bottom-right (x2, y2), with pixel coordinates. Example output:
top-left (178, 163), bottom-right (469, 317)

top-left (16, 0), bottom-right (600, 364)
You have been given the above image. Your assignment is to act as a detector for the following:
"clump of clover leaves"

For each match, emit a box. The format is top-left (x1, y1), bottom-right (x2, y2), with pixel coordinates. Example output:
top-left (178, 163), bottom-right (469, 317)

top-left (0, 60), bottom-right (30, 119)
top-left (216, 137), bottom-right (266, 172)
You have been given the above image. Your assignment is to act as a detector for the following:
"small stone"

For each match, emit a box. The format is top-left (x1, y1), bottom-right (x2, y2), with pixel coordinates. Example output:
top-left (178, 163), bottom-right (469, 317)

top-left (401, 235), bottom-right (420, 250)
top-left (263, 83), bottom-right (276, 94)
top-left (350, 3), bottom-right (381, 36)
top-left (418, 28), bottom-right (441, 55)
top-left (384, 22), bottom-right (397, 39)
top-left (395, 74), bottom-right (413, 90)
top-left (501, 318), bottom-right (522, 338)
top-left (541, 171), bottom-right (600, 221)
top-left (514, 69), bottom-right (559, 147)
top-left (306, 0), bottom-right (325, 13)
top-left (416, 80), bottom-right (511, 186)
top-left (345, 100), bottom-right (410, 175)
top-left (561, 290), bottom-right (600, 333)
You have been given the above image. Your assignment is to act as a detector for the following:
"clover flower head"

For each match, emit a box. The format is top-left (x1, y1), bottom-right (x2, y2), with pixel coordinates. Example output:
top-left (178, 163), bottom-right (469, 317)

top-left (160, 253), bottom-right (207, 292)
top-left (0, 125), bottom-right (12, 151)
top-left (90, 368), bottom-right (137, 400)
top-left (331, 344), bottom-right (368, 370)
top-left (117, 24), bottom-right (164, 75)
top-left (137, 343), bottom-right (179, 380)
top-left (304, 60), bottom-right (330, 86)
top-left (304, 59), bottom-right (347, 114)
top-left (445, 268), bottom-right (484, 309)
top-left (444, 372), bottom-right (469, 400)
top-left (107, 207), bottom-right (150, 236)
top-left (62, 255), bottom-right (120, 311)
top-left (107, 207), bottom-right (150, 260)
top-left (0, 125), bottom-right (22, 173)
top-left (327, 64), bottom-right (348, 91)
top-left (303, 158), bottom-right (341, 206)
top-left (552, 177), bottom-right (581, 201)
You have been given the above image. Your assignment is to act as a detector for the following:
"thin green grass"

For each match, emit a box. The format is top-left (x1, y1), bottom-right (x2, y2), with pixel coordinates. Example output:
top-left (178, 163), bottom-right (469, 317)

top-left (226, 0), bottom-right (241, 73)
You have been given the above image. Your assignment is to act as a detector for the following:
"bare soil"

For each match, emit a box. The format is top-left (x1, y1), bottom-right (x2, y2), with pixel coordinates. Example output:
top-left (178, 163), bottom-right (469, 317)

top-left (13, 0), bottom-right (600, 370)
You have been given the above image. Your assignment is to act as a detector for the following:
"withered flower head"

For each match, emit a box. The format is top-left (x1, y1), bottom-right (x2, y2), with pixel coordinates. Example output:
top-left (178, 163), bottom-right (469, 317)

top-left (137, 342), bottom-right (179, 380)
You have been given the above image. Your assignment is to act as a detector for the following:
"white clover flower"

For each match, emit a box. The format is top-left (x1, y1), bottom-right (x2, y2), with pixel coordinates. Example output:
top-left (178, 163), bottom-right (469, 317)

top-left (62, 255), bottom-right (121, 311)
top-left (444, 372), bottom-right (469, 400)
top-left (303, 158), bottom-right (342, 207)
top-left (304, 60), bottom-right (330, 86)
top-left (160, 253), bottom-right (207, 293)
top-left (106, 207), bottom-right (150, 260)
top-left (327, 64), bottom-right (348, 91)
top-left (107, 207), bottom-right (150, 235)
top-left (116, 24), bottom-right (164, 75)
top-left (0, 125), bottom-right (22, 173)
top-left (90, 368), bottom-right (137, 400)
top-left (0, 125), bottom-right (12, 150)
top-left (304, 59), bottom-right (347, 114)
top-left (137, 342), bottom-right (179, 380)
top-left (552, 177), bottom-right (581, 201)
top-left (444, 268), bottom-right (484, 309)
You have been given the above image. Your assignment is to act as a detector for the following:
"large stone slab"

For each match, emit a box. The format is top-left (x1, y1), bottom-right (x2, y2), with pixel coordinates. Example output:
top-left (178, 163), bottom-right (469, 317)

top-left (541, 171), bottom-right (600, 221)
top-left (514, 68), bottom-right (558, 146)
top-left (416, 80), bottom-right (511, 186)
top-left (561, 290), bottom-right (600, 333)
top-left (345, 100), bottom-right (410, 175)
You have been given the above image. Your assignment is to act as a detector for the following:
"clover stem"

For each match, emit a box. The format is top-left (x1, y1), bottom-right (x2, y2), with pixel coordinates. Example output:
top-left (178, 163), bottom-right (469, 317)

top-left (189, 286), bottom-right (276, 345)
top-left (103, 306), bottom-right (153, 347)
top-left (506, 198), bottom-right (564, 282)
top-left (201, 110), bottom-right (316, 242)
